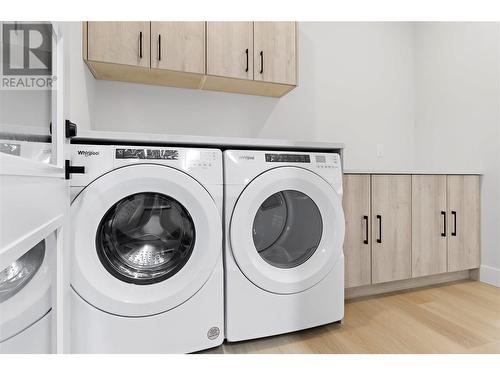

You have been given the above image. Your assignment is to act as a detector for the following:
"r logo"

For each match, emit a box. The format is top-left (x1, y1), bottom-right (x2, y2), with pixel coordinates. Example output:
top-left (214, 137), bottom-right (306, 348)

top-left (2, 23), bottom-right (52, 76)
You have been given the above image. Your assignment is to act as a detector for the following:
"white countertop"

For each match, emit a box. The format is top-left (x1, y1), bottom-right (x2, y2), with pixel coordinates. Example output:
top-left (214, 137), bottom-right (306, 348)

top-left (71, 131), bottom-right (482, 175)
top-left (73, 130), bottom-right (345, 152)
top-left (344, 169), bottom-right (482, 175)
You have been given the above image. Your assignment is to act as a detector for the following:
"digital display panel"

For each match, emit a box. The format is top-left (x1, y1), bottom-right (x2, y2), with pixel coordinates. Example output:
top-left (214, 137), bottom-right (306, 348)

top-left (265, 153), bottom-right (310, 163)
top-left (116, 148), bottom-right (179, 160)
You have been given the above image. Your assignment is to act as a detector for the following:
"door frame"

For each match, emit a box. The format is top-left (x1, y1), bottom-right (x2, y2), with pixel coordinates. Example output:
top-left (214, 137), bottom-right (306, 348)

top-left (0, 21), bottom-right (68, 353)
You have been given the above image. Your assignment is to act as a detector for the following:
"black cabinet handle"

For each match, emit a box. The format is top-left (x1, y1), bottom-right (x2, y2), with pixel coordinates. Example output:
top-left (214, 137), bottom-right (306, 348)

top-left (245, 48), bottom-right (249, 72)
top-left (259, 50), bottom-right (264, 74)
top-left (441, 211), bottom-right (446, 237)
top-left (139, 31), bottom-right (143, 59)
top-left (452, 210), bottom-right (457, 236)
top-left (376, 215), bottom-right (382, 243)
top-left (158, 34), bottom-right (161, 61)
top-left (363, 215), bottom-right (369, 244)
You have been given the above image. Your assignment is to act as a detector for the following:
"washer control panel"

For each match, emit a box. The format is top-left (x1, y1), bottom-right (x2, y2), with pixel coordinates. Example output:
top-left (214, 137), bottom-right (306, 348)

top-left (115, 148), bottom-right (179, 160)
top-left (185, 149), bottom-right (219, 169)
top-left (314, 153), bottom-right (340, 170)
top-left (70, 144), bottom-right (222, 187)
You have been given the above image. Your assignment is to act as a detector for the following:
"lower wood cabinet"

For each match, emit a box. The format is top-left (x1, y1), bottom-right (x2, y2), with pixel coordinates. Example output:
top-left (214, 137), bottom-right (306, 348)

top-left (446, 175), bottom-right (480, 272)
top-left (371, 175), bottom-right (411, 284)
top-left (411, 175), bottom-right (448, 277)
top-left (343, 174), bottom-right (371, 288)
top-left (343, 173), bottom-right (480, 291)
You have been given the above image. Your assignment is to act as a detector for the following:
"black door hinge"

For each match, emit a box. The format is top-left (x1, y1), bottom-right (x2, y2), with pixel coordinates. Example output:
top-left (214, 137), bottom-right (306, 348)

top-left (49, 120), bottom-right (78, 138)
top-left (65, 159), bottom-right (85, 180)
top-left (65, 120), bottom-right (78, 139)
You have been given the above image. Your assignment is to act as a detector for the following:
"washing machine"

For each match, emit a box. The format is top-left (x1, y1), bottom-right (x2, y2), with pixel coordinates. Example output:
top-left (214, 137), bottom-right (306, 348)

top-left (69, 144), bottom-right (224, 353)
top-left (224, 149), bottom-right (345, 342)
top-left (0, 234), bottom-right (54, 353)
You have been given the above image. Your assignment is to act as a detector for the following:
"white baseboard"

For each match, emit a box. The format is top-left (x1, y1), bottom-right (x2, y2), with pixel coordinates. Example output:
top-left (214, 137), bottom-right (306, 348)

top-left (480, 265), bottom-right (500, 287)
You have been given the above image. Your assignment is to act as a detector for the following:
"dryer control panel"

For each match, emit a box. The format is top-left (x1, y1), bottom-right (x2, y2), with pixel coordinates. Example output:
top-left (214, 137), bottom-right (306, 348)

top-left (224, 149), bottom-right (342, 193)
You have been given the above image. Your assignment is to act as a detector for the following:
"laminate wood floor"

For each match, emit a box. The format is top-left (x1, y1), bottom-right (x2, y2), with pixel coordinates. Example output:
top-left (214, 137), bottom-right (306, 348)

top-left (202, 281), bottom-right (500, 354)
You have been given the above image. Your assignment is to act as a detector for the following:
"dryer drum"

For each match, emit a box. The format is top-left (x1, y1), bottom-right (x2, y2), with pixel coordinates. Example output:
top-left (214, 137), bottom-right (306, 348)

top-left (96, 192), bottom-right (196, 285)
top-left (252, 189), bottom-right (323, 269)
top-left (0, 240), bottom-right (45, 303)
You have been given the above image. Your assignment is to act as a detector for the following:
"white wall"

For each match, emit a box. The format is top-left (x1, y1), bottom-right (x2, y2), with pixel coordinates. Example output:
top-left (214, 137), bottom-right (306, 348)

top-left (87, 22), bottom-right (417, 171)
top-left (414, 22), bottom-right (500, 285)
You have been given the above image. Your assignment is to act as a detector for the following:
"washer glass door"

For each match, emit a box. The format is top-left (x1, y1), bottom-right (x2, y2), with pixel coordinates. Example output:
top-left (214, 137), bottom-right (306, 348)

top-left (0, 240), bottom-right (45, 303)
top-left (96, 192), bottom-right (195, 285)
top-left (71, 163), bottom-right (222, 317)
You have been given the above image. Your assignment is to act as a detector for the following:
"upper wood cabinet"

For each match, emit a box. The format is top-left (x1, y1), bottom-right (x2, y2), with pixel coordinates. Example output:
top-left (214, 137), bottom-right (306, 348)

top-left (206, 22), bottom-right (253, 80)
top-left (447, 175), bottom-right (480, 272)
top-left (343, 174), bottom-right (371, 288)
top-left (371, 175), bottom-right (411, 284)
top-left (84, 21), bottom-right (297, 97)
top-left (412, 175), bottom-right (448, 278)
top-left (87, 22), bottom-right (150, 68)
top-left (253, 22), bottom-right (297, 85)
top-left (151, 22), bottom-right (205, 74)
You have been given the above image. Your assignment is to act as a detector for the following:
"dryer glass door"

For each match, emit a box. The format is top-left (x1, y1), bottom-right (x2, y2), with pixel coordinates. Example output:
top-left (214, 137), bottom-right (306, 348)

top-left (230, 167), bottom-right (345, 294)
top-left (253, 190), bottom-right (322, 269)
top-left (96, 192), bottom-right (196, 285)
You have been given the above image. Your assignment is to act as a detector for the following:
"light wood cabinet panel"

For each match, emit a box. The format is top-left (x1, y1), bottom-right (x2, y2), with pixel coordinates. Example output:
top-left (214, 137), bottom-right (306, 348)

top-left (447, 175), bottom-right (480, 272)
top-left (343, 175), bottom-right (371, 288)
top-left (253, 22), bottom-right (297, 85)
top-left (151, 22), bottom-right (205, 74)
top-left (87, 22), bottom-right (150, 68)
top-left (206, 22), bottom-right (253, 80)
top-left (412, 175), bottom-right (447, 277)
top-left (371, 175), bottom-right (411, 284)
top-left (84, 22), bottom-right (297, 97)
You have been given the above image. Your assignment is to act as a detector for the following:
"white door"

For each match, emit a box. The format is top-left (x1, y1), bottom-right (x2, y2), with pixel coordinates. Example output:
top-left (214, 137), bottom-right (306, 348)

top-left (71, 164), bottom-right (221, 317)
top-left (0, 22), bottom-right (68, 353)
top-left (230, 167), bottom-right (345, 294)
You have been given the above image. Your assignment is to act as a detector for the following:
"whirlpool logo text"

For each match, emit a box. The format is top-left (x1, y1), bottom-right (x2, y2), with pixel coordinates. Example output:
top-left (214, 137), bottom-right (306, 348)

top-left (77, 150), bottom-right (100, 157)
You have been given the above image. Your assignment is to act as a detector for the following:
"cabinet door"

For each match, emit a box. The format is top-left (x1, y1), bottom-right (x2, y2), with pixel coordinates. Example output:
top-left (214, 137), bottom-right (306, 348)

top-left (412, 175), bottom-right (447, 277)
top-left (87, 22), bottom-right (150, 68)
top-left (151, 22), bottom-right (205, 74)
top-left (253, 22), bottom-right (297, 85)
top-left (447, 175), bottom-right (480, 272)
top-left (343, 174), bottom-right (371, 288)
top-left (371, 175), bottom-right (411, 284)
top-left (206, 22), bottom-right (253, 80)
